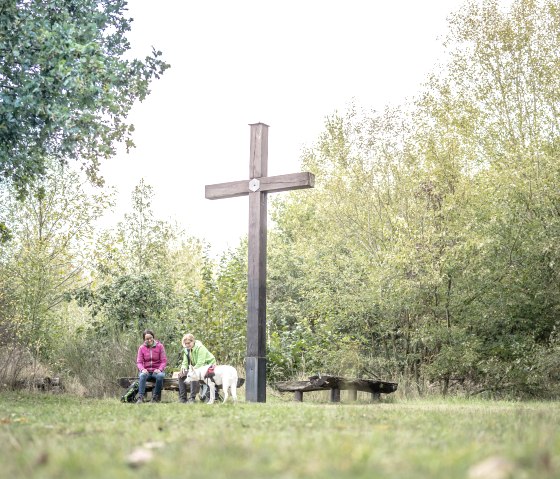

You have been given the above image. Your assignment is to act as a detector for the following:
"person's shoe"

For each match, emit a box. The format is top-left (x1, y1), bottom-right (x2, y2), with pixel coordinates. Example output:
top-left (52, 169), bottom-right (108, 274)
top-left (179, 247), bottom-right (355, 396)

top-left (186, 398), bottom-right (195, 403)
top-left (151, 395), bottom-right (161, 403)
top-left (179, 398), bottom-right (187, 404)
top-left (136, 395), bottom-right (144, 404)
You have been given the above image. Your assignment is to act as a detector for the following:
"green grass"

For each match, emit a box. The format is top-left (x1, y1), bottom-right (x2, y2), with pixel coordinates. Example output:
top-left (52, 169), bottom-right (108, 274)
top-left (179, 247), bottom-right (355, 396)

top-left (1, 391), bottom-right (558, 479)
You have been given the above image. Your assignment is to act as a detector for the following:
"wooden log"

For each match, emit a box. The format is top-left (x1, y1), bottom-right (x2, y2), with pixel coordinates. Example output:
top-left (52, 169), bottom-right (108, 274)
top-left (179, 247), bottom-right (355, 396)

top-left (275, 380), bottom-right (325, 393)
top-left (15, 377), bottom-right (64, 392)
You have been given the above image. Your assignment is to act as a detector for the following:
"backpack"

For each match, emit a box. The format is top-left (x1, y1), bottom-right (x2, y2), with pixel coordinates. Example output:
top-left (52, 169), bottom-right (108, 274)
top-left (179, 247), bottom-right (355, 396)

top-left (121, 380), bottom-right (139, 403)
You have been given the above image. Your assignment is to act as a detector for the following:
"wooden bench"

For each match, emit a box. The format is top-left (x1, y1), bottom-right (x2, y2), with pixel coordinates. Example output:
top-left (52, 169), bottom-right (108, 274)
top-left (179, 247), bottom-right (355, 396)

top-left (275, 375), bottom-right (397, 402)
top-left (118, 376), bottom-right (245, 395)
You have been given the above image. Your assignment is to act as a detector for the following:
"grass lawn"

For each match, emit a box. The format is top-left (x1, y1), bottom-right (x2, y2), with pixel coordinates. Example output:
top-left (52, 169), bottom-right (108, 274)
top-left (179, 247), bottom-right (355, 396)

top-left (1, 390), bottom-right (558, 479)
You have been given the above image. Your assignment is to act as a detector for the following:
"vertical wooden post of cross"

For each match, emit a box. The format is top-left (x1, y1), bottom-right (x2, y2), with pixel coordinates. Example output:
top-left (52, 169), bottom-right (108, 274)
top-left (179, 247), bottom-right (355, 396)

top-left (205, 123), bottom-right (314, 402)
top-left (246, 122), bottom-right (268, 402)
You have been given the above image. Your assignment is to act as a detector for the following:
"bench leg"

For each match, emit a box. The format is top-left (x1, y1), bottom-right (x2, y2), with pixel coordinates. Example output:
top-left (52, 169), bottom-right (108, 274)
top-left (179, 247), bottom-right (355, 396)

top-left (348, 389), bottom-right (357, 401)
top-left (294, 391), bottom-right (303, 402)
top-left (330, 388), bottom-right (340, 403)
top-left (372, 392), bottom-right (380, 401)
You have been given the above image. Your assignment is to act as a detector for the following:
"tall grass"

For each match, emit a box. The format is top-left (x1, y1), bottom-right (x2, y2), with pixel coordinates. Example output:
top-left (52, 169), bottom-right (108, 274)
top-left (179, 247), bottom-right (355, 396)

top-left (1, 391), bottom-right (558, 479)
top-left (53, 333), bottom-right (140, 397)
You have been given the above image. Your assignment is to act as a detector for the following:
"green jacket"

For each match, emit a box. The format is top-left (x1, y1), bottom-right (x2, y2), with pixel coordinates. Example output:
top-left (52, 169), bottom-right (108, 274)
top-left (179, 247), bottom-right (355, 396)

top-left (181, 340), bottom-right (216, 369)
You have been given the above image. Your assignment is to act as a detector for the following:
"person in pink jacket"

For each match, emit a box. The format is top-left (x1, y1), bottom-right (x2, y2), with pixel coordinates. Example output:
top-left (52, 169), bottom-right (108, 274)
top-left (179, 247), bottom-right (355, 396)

top-left (136, 329), bottom-right (167, 403)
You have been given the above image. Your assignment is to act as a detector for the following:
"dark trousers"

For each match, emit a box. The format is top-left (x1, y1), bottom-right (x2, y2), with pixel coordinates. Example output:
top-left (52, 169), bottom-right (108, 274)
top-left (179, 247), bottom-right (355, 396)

top-left (177, 375), bottom-right (200, 402)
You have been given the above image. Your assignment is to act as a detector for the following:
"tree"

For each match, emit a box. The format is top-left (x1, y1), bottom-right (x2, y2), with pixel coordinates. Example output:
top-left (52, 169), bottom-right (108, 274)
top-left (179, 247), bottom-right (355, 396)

top-left (0, 0), bottom-right (169, 194)
top-left (416, 0), bottom-right (560, 395)
top-left (77, 179), bottom-right (207, 347)
top-left (1, 161), bottom-right (112, 360)
top-left (94, 179), bottom-right (179, 279)
top-left (265, 0), bottom-right (560, 397)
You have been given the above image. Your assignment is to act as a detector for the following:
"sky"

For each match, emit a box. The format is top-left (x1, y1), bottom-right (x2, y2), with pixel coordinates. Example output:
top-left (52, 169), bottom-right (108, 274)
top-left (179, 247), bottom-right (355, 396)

top-left (99, 0), bottom-right (466, 256)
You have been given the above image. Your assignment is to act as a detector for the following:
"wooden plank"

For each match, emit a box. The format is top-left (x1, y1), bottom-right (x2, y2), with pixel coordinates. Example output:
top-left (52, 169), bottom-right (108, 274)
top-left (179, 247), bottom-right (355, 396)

top-left (312, 375), bottom-right (398, 394)
top-left (205, 173), bottom-right (315, 200)
top-left (118, 377), bottom-right (180, 391)
top-left (259, 172), bottom-right (315, 193)
top-left (249, 123), bottom-right (268, 179)
top-left (246, 189), bottom-right (267, 360)
top-left (330, 388), bottom-right (341, 402)
top-left (348, 389), bottom-right (357, 401)
top-left (275, 375), bottom-right (398, 395)
top-left (16, 377), bottom-right (64, 392)
top-left (245, 123), bottom-right (268, 403)
top-left (118, 377), bottom-right (245, 390)
top-left (205, 180), bottom-right (248, 200)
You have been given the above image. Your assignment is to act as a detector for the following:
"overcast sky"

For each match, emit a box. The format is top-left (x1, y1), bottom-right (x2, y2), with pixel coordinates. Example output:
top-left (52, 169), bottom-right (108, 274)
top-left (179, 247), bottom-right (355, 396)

top-left (99, 0), bottom-right (466, 256)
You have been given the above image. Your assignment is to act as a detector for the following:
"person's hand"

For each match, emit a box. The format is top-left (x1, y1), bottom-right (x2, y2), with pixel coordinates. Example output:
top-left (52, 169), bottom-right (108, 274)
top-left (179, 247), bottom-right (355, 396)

top-left (154, 369), bottom-right (161, 374)
top-left (180, 367), bottom-right (187, 376)
top-left (141, 369), bottom-right (148, 374)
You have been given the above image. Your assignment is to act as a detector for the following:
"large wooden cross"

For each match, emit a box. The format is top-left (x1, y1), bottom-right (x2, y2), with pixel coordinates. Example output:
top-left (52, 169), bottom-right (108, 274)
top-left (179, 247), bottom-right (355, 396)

top-left (205, 123), bottom-right (315, 402)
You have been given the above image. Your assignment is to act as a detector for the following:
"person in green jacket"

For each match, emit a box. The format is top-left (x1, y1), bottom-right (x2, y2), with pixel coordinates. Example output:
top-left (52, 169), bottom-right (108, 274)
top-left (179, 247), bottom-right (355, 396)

top-left (177, 333), bottom-right (216, 403)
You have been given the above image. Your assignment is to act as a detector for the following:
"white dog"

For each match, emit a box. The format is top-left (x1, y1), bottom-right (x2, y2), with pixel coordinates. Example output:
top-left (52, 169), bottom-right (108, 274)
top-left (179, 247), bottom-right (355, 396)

top-left (185, 365), bottom-right (238, 404)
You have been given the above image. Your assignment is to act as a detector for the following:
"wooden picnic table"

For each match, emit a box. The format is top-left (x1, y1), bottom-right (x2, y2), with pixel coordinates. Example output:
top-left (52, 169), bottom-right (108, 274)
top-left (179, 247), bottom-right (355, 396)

top-left (275, 375), bottom-right (397, 402)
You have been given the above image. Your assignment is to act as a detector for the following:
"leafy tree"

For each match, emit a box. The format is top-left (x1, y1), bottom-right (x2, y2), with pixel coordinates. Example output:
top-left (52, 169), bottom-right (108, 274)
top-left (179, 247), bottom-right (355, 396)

top-left (178, 244), bottom-right (247, 366)
top-left (0, 162), bottom-right (111, 361)
top-left (86, 272), bottom-right (173, 333)
top-left (76, 179), bottom-right (207, 358)
top-left (416, 0), bottom-right (560, 395)
top-left (265, 0), bottom-right (560, 398)
top-left (0, 0), bottom-right (169, 194)
top-left (79, 180), bottom-right (178, 331)
top-left (104, 180), bottom-right (178, 277)
top-left (266, 111), bottom-right (392, 380)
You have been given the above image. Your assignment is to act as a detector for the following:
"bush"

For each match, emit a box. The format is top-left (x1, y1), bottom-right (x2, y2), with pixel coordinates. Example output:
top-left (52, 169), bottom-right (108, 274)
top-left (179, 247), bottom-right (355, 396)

top-left (0, 344), bottom-right (34, 390)
top-left (53, 330), bottom-right (138, 398)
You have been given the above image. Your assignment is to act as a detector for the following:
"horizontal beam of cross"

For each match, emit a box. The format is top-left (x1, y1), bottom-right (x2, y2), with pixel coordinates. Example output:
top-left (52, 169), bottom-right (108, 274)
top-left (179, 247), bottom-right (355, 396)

top-left (205, 172), bottom-right (315, 200)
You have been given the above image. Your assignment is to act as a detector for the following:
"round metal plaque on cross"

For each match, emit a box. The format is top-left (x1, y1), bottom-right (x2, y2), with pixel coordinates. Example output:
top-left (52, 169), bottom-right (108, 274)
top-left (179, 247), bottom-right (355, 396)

top-left (249, 178), bottom-right (260, 192)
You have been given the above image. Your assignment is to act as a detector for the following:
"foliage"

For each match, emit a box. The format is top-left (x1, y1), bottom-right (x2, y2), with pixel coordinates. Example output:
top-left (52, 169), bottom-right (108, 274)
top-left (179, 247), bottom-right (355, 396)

top-left (67, 179), bottom-right (209, 376)
top-left (0, 0), bottom-right (169, 195)
top-left (0, 162), bottom-right (111, 361)
top-left (263, 0), bottom-right (560, 396)
top-left (179, 244), bottom-right (248, 365)
top-left (413, 0), bottom-right (560, 394)
top-left (74, 272), bottom-right (175, 333)
top-left (72, 184), bottom-right (166, 335)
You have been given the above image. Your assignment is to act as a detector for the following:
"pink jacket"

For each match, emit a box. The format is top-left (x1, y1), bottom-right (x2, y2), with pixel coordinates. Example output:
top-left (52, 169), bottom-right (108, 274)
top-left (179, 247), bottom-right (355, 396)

top-left (136, 340), bottom-right (167, 372)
